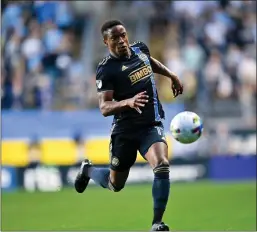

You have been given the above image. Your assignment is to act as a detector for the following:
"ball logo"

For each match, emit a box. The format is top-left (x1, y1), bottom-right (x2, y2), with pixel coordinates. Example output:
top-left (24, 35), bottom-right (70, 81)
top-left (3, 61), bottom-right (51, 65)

top-left (96, 80), bottom-right (102, 89)
top-left (193, 117), bottom-right (199, 123)
top-left (111, 157), bottom-right (119, 166)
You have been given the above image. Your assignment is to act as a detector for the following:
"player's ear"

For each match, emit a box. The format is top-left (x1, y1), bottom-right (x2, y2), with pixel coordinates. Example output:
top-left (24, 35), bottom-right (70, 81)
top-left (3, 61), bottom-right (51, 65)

top-left (103, 38), bottom-right (108, 46)
top-left (102, 35), bottom-right (108, 46)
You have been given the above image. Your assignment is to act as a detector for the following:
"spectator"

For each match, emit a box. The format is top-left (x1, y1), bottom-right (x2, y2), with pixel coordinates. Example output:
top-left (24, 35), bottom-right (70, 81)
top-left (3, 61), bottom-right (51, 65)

top-left (182, 36), bottom-right (205, 72)
top-left (237, 52), bottom-right (256, 124)
top-left (1, 0), bottom-right (256, 118)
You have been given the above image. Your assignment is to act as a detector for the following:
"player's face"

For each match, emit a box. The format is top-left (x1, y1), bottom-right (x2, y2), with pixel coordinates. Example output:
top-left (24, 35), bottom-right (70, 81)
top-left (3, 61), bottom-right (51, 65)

top-left (104, 25), bottom-right (130, 58)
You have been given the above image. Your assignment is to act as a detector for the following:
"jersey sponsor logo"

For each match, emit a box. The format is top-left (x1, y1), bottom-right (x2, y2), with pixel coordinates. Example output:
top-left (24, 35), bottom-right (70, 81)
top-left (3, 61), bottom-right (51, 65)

top-left (129, 65), bottom-right (152, 85)
top-left (122, 65), bottom-right (128, 71)
top-left (96, 80), bottom-right (102, 89)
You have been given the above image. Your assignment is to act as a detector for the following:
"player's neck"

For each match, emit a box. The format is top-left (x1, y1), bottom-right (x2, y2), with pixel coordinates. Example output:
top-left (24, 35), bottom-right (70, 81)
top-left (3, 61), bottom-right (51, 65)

top-left (110, 50), bottom-right (131, 60)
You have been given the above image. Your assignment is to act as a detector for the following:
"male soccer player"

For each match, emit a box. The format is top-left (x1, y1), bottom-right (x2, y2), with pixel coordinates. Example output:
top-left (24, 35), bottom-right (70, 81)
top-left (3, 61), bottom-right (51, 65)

top-left (75, 20), bottom-right (183, 231)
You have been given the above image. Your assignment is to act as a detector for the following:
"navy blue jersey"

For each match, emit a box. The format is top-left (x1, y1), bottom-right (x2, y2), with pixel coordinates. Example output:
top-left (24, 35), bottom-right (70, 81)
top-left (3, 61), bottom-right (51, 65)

top-left (96, 41), bottom-right (165, 134)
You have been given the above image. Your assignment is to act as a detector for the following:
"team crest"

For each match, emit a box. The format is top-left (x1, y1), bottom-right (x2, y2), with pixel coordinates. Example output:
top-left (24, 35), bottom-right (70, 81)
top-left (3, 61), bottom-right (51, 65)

top-left (96, 80), bottom-right (102, 89)
top-left (111, 157), bottom-right (119, 166)
top-left (139, 53), bottom-right (148, 62)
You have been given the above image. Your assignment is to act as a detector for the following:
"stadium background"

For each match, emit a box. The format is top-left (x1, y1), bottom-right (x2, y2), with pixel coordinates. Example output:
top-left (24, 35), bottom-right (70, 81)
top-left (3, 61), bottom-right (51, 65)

top-left (1, 0), bottom-right (256, 231)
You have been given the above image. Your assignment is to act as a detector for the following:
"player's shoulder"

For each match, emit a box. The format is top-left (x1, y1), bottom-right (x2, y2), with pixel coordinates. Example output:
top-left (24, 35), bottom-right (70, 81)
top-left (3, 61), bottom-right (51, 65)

top-left (97, 55), bottom-right (112, 68)
top-left (130, 41), bottom-right (150, 55)
top-left (96, 55), bottom-right (113, 75)
top-left (130, 41), bottom-right (149, 49)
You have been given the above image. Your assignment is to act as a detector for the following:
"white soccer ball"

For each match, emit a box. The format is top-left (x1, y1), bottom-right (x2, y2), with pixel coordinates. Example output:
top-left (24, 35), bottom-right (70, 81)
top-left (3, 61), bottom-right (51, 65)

top-left (170, 111), bottom-right (203, 144)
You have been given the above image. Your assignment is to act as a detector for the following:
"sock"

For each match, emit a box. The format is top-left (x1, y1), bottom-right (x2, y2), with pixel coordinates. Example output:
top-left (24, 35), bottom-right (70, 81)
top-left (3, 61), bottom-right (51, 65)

top-left (87, 167), bottom-right (110, 188)
top-left (152, 166), bottom-right (170, 225)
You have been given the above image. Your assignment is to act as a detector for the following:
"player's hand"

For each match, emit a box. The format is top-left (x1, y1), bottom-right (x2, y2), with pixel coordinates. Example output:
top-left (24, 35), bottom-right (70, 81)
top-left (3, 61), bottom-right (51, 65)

top-left (171, 75), bottom-right (183, 98)
top-left (127, 91), bottom-right (149, 114)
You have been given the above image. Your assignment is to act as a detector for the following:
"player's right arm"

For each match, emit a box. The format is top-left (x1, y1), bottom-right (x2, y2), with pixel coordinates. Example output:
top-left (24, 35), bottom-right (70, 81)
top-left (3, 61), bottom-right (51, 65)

top-left (98, 91), bottom-right (149, 117)
top-left (96, 63), bottom-right (148, 117)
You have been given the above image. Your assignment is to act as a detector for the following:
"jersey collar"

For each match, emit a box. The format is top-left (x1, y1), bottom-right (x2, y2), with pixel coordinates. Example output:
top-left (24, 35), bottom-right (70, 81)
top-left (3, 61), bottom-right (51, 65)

top-left (109, 47), bottom-right (134, 61)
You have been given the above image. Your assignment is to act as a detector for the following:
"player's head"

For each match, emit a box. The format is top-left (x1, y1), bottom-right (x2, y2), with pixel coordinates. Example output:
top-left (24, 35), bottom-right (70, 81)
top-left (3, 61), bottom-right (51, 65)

top-left (101, 19), bottom-right (130, 58)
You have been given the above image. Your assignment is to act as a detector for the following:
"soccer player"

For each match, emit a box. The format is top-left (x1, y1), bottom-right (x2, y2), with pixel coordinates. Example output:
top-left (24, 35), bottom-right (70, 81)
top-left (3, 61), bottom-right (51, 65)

top-left (75, 20), bottom-right (183, 231)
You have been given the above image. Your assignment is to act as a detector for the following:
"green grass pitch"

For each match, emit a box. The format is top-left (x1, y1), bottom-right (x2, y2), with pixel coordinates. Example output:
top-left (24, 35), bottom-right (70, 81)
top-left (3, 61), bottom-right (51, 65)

top-left (2, 181), bottom-right (256, 231)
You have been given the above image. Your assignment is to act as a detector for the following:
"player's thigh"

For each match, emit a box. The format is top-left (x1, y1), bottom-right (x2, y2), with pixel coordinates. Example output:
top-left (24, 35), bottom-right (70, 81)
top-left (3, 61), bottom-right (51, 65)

top-left (139, 124), bottom-right (169, 169)
top-left (109, 134), bottom-right (138, 186)
top-left (145, 142), bottom-right (169, 169)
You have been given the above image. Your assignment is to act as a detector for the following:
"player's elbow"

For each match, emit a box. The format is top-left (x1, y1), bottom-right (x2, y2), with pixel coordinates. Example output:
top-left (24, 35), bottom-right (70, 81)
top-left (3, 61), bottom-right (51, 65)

top-left (101, 111), bottom-right (109, 117)
top-left (100, 104), bottom-right (109, 117)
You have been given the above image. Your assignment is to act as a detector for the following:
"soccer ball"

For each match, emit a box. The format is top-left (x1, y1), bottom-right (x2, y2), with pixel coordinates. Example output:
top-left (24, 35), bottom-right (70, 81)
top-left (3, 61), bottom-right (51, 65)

top-left (170, 111), bottom-right (203, 144)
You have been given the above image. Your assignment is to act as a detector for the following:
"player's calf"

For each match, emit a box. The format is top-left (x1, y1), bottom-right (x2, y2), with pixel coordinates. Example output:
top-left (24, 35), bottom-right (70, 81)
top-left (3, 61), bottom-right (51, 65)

top-left (108, 179), bottom-right (125, 192)
top-left (152, 162), bottom-right (170, 225)
top-left (108, 168), bottom-right (129, 192)
top-left (85, 167), bottom-right (125, 192)
top-left (75, 159), bottom-right (128, 193)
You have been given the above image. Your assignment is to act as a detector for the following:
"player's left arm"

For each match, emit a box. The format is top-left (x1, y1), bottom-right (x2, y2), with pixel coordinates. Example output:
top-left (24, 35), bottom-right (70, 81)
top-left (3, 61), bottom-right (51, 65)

top-left (150, 57), bottom-right (183, 97)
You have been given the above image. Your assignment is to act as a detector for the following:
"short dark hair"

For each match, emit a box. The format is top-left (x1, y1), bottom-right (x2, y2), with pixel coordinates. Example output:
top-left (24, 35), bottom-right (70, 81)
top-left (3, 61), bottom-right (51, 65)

top-left (101, 19), bottom-right (124, 36)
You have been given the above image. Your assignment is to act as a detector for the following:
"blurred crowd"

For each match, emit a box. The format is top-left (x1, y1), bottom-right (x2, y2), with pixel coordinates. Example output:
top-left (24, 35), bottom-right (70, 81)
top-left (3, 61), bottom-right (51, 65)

top-left (1, 0), bottom-right (86, 110)
top-left (149, 1), bottom-right (256, 122)
top-left (1, 1), bottom-right (256, 123)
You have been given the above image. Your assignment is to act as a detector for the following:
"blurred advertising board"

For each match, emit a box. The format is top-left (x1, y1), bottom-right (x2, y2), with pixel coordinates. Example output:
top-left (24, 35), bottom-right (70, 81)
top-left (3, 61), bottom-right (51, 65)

top-left (1, 167), bottom-right (18, 191)
top-left (1, 156), bottom-right (209, 192)
top-left (2, 104), bottom-right (185, 167)
top-left (2, 104), bottom-right (184, 139)
top-left (209, 155), bottom-right (256, 181)
top-left (63, 157), bottom-right (209, 187)
top-left (1, 136), bottom-right (174, 167)
top-left (2, 155), bottom-right (256, 192)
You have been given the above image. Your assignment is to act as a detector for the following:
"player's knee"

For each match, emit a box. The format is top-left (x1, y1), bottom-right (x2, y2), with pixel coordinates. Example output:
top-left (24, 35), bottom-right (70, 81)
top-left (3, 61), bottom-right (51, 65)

top-left (108, 180), bottom-right (125, 192)
top-left (153, 158), bottom-right (169, 170)
top-left (153, 161), bottom-right (170, 179)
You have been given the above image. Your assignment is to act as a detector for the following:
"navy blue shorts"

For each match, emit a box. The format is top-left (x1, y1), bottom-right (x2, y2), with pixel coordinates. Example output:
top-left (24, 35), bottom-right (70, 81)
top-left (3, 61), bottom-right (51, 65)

top-left (109, 123), bottom-right (167, 171)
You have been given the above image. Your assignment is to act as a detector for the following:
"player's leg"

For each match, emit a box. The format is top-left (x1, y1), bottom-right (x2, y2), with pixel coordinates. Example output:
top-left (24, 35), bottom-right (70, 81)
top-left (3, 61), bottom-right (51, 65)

top-left (74, 159), bottom-right (130, 192)
top-left (74, 134), bottom-right (137, 193)
top-left (145, 142), bottom-right (170, 226)
top-left (139, 124), bottom-right (170, 231)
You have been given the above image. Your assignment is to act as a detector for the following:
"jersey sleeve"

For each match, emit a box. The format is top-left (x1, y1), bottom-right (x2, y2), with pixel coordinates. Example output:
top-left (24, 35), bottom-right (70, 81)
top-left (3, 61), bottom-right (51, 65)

top-left (95, 64), bottom-right (114, 92)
